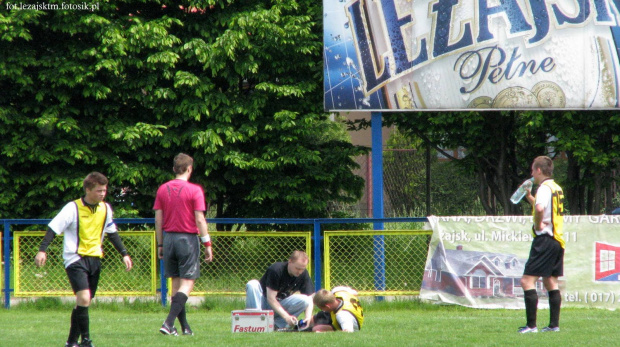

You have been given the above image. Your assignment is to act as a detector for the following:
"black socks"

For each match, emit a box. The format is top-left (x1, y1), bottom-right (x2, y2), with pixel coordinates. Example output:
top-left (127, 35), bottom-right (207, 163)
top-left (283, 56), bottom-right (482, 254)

top-left (548, 289), bottom-right (561, 328)
top-left (67, 307), bottom-right (80, 343)
top-left (75, 306), bottom-right (90, 340)
top-left (524, 289), bottom-right (538, 328)
top-left (165, 292), bottom-right (188, 327)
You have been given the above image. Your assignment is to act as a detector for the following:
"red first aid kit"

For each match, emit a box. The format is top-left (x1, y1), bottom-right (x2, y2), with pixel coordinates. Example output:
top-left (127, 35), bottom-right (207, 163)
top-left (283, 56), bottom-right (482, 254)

top-left (231, 310), bottom-right (274, 333)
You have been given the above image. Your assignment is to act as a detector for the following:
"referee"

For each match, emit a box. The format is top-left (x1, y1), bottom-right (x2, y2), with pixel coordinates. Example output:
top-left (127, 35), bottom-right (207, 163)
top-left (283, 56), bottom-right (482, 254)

top-left (155, 153), bottom-right (213, 336)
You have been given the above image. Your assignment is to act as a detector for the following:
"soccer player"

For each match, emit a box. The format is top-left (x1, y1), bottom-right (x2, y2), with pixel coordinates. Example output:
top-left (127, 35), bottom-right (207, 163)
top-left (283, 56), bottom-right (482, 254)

top-left (311, 286), bottom-right (364, 332)
top-left (34, 172), bottom-right (133, 347)
top-left (155, 153), bottom-right (213, 336)
top-left (245, 250), bottom-right (315, 329)
top-left (518, 156), bottom-right (565, 333)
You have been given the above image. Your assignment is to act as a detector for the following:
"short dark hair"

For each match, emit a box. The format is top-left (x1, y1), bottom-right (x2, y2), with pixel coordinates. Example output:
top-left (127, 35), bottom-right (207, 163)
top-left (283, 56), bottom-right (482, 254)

top-left (533, 156), bottom-right (554, 177)
top-left (173, 153), bottom-right (194, 175)
top-left (83, 172), bottom-right (108, 190)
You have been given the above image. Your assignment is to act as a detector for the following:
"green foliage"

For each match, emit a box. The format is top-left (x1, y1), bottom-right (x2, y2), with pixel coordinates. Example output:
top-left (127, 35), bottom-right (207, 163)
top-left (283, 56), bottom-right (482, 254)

top-left (0, 1), bottom-right (366, 220)
top-left (381, 111), bottom-right (620, 215)
top-left (540, 111), bottom-right (620, 214)
top-left (384, 129), bottom-right (487, 216)
top-left (430, 160), bottom-right (488, 216)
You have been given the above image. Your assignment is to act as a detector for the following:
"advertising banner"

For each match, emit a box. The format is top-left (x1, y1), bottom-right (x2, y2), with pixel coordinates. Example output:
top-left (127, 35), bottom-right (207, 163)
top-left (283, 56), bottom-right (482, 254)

top-left (420, 215), bottom-right (620, 309)
top-left (324, 0), bottom-right (620, 111)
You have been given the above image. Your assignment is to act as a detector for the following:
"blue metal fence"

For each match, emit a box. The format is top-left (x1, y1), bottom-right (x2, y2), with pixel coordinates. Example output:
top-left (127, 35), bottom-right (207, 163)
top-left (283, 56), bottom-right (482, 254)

top-left (2, 217), bottom-right (427, 308)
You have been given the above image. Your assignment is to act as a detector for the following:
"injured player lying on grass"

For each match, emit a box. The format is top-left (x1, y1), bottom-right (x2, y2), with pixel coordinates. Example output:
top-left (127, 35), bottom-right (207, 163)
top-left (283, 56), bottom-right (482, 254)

top-left (277, 286), bottom-right (364, 333)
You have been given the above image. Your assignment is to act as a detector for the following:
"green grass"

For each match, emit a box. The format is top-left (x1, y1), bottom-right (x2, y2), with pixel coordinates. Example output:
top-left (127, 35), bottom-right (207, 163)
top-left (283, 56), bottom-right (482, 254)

top-left (2, 298), bottom-right (620, 346)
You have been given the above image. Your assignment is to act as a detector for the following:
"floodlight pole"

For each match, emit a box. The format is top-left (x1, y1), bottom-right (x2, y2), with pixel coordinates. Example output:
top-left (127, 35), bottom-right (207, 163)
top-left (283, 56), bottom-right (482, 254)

top-left (371, 112), bottom-right (386, 297)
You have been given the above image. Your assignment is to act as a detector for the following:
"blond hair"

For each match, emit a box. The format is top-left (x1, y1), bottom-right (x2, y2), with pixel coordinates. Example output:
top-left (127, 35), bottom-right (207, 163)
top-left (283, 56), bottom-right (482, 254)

top-left (313, 289), bottom-right (336, 307)
top-left (289, 250), bottom-right (309, 263)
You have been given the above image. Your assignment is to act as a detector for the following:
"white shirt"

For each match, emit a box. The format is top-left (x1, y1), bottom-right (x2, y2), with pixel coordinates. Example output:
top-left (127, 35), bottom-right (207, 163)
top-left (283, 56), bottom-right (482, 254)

top-left (335, 308), bottom-right (359, 332)
top-left (534, 183), bottom-right (553, 237)
top-left (332, 286), bottom-right (360, 332)
top-left (48, 200), bottom-right (117, 268)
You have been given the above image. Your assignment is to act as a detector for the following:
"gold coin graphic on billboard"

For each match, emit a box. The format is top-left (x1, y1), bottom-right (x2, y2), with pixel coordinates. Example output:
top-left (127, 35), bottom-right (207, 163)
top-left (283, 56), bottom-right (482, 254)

top-left (532, 81), bottom-right (566, 108)
top-left (468, 96), bottom-right (493, 108)
top-left (396, 85), bottom-right (414, 109)
top-left (492, 87), bottom-right (538, 108)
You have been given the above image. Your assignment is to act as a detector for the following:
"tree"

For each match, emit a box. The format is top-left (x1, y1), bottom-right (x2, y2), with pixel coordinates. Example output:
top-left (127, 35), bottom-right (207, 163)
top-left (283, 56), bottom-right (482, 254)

top-left (539, 111), bottom-right (620, 214)
top-left (377, 111), bottom-right (547, 215)
top-left (0, 1), bottom-right (367, 221)
top-left (374, 111), bottom-right (619, 215)
top-left (383, 128), bottom-right (482, 216)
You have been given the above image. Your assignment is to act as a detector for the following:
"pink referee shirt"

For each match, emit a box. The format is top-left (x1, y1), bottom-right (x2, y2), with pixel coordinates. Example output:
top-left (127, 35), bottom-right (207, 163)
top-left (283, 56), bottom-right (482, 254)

top-left (153, 179), bottom-right (206, 234)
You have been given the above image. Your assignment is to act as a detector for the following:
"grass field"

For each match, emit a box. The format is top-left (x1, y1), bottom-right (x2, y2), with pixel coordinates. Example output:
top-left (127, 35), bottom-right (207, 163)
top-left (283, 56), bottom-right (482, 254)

top-left (2, 297), bottom-right (620, 346)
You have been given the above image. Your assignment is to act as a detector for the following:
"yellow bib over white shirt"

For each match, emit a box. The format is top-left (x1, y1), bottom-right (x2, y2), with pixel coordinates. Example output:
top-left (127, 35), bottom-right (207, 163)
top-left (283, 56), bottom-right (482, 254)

top-left (48, 198), bottom-right (117, 268)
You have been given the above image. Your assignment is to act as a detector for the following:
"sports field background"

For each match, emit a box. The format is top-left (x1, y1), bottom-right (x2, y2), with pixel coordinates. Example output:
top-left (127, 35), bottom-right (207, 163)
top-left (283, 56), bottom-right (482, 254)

top-left (2, 297), bottom-right (620, 346)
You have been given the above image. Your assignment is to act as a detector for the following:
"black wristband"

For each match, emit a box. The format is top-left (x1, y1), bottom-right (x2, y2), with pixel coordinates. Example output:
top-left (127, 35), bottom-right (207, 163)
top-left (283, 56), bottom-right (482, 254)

top-left (158, 244), bottom-right (163, 247)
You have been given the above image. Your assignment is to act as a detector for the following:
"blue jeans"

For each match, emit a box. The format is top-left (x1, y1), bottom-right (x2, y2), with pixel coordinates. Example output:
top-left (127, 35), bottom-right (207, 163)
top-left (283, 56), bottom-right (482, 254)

top-left (245, 279), bottom-right (312, 328)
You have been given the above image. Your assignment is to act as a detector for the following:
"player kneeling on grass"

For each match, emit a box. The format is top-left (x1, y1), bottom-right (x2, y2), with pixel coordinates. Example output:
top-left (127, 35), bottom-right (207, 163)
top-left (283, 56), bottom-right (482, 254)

top-left (311, 286), bottom-right (364, 332)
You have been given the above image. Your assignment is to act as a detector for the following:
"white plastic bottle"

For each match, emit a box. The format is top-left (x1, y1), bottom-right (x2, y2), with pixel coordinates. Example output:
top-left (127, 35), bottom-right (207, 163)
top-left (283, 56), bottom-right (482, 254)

top-left (510, 178), bottom-right (534, 204)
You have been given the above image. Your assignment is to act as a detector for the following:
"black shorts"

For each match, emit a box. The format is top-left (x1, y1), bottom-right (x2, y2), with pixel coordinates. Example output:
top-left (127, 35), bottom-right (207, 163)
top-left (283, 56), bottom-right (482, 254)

top-left (65, 256), bottom-right (101, 297)
top-left (313, 311), bottom-right (333, 326)
top-left (523, 234), bottom-right (564, 277)
top-left (163, 232), bottom-right (200, 279)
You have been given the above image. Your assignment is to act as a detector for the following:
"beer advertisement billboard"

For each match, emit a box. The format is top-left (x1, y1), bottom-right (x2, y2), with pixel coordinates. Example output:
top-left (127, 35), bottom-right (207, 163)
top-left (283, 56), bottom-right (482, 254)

top-left (323, 0), bottom-right (620, 111)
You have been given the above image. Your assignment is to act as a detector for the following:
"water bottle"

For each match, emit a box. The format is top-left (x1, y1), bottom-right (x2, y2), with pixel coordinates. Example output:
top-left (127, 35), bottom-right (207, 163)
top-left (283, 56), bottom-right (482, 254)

top-left (510, 178), bottom-right (534, 204)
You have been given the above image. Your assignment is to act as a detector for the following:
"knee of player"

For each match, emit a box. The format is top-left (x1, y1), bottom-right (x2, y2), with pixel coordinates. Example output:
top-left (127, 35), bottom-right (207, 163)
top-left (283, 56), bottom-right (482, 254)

top-left (246, 279), bottom-right (260, 291)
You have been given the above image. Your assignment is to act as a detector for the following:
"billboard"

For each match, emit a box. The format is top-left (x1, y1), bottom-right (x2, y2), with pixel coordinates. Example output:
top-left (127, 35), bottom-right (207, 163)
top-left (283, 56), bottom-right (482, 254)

top-left (420, 216), bottom-right (620, 309)
top-left (323, 0), bottom-right (620, 111)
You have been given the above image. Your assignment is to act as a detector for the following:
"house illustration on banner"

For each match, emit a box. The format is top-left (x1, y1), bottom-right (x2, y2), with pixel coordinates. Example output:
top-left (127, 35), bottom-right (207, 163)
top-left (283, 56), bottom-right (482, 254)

top-left (595, 242), bottom-right (620, 281)
top-left (423, 242), bottom-right (547, 298)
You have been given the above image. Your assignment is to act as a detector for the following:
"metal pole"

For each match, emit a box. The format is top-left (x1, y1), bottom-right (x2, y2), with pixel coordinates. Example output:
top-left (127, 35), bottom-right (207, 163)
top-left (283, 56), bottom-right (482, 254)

top-left (313, 220), bottom-right (322, 292)
top-left (426, 142), bottom-right (432, 216)
top-left (371, 112), bottom-right (386, 294)
top-left (4, 221), bottom-right (11, 309)
top-left (367, 154), bottom-right (373, 218)
top-left (160, 259), bottom-right (167, 306)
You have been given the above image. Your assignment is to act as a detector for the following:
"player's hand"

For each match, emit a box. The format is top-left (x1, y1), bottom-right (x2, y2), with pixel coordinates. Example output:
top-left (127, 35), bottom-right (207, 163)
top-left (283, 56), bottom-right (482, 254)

top-left (123, 255), bottom-right (133, 271)
top-left (535, 221), bottom-right (548, 232)
top-left (158, 246), bottom-right (164, 259)
top-left (34, 251), bottom-right (47, 267)
top-left (525, 189), bottom-right (534, 205)
top-left (287, 315), bottom-right (298, 327)
top-left (204, 246), bottom-right (213, 263)
top-left (303, 315), bottom-right (313, 328)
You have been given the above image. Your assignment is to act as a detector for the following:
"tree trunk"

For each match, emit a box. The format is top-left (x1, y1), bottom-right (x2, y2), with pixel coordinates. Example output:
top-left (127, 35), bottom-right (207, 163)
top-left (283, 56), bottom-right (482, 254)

top-left (592, 173), bottom-right (602, 214)
top-left (477, 167), bottom-right (495, 215)
top-left (566, 152), bottom-right (584, 214)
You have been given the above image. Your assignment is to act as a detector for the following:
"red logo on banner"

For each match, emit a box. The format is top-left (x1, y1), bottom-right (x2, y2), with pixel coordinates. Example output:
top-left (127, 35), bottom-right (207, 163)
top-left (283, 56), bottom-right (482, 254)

top-left (595, 242), bottom-right (620, 281)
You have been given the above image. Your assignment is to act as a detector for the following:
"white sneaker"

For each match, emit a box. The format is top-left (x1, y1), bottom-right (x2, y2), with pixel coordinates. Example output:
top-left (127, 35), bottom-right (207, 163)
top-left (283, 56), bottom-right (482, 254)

top-left (517, 326), bottom-right (538, 333)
